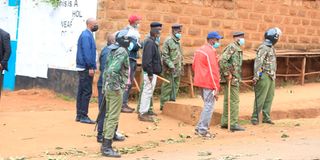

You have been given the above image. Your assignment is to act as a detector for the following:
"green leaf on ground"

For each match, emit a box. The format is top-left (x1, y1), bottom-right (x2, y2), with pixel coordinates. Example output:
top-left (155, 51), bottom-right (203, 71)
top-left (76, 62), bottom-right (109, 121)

top-left (281, 133), bottom-right (289, 138)
top-left (198, 151), bottom-right (212, 156)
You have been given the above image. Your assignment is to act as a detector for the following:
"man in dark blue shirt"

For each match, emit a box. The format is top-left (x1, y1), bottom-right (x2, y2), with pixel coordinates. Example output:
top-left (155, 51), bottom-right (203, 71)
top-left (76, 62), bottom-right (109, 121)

top-left (75, 18), bottom-right (98, 124)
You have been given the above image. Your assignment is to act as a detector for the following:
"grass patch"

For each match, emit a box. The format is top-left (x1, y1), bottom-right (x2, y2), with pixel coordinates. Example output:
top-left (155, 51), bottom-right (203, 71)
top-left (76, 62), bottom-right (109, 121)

top-left (56, 94), bottom-right (74, 102)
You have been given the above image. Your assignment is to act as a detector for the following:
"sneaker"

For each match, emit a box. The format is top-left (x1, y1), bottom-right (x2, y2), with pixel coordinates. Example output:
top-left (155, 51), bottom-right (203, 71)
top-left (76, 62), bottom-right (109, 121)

top-left (138, 113), bottom-right (154, 122)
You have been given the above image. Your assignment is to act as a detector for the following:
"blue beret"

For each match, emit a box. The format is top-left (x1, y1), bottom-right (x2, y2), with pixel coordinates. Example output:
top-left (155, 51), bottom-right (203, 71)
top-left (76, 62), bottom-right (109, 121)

top-left (207, 31), bottom-right (223, 39)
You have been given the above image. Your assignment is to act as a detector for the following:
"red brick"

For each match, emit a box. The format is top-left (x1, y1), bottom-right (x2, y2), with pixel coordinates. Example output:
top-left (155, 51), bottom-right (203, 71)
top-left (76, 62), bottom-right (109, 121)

top-left (273, 15), bottom-right (283, 23)
top-left (307, 11), bottom-right (317, 18)
top-left (253, 4), bottom-right (268, 13)
top-left (193, 18), bottom-right (209, 25)
top-left (243, 22), bottom-right (257, 31)
top-left (106, 0), bottom-right (126, 10)
top-left (297, 10), bottom-right (307, 17)
top-left (188, 27), bottom-right (201, 36)
top-left (127, 1), bottom-right (141, 9)
top-left (171, 5), bottom-right (183, 14)
top-left (225, 11), bottom-right (236, 19)
top-left (108, 11), bottom-right (128, 20)
top-left (302, 19), bottom-right (310, 26)
top-left (292, 18), bottom-right (301, 25)
top-left (213, 10), bottom-right (225, 18)
top-left (193, 38), bottom-right (205, 46)
top-left (200, 8), bottom-right (211, 16)
top-left (211, 20), bottom-right (221, 28)
top-left (279, 7), bottom-right (289, 15)
top-left (264, 15), bottom-right (273, 23)
top-left (237, 12), bottom-right (248, 19)
top-left (223, 21), bottom-right (233, 29)
top-left (223, 1), bottom-right (235, 10)
top-left (258, 23), bottom-right (268, 32)
top-left (297, 27), bottom-right (306, 34)
top-left (285, 27), bottom-right (295, 34)
top-left (282, 17), bottom-right (291, 24)
top-left (179, 17), bottom-right (191, 24)
top-left (289, 9), bottom-right (297, 16)
top-left (311, 20), bottom-right (320, 26)
top-left (307, 29), bottom-right (315, 35)
top-left (182, 37), bottom-right (192, 47)
top-left (294, 44), bottom-right (307, 51)
top-left (146, 14), bottom-right (161, 21)
top-left (250, 13), bottom-right (263, 21)
top-left (183, 7), bottom-right (200, 15)
top-left (312, 37), bottom-right (319, 44)
top-left (236, 1), bottom-right (253, 10)
top-left (250, 33), bottom-right (262, 41)
top-left (144, 4), bottom-right (157, 10)
top-left (299, 36), bottom-right (310, 43)
top-left (163, 15), bottom-right (177, 23)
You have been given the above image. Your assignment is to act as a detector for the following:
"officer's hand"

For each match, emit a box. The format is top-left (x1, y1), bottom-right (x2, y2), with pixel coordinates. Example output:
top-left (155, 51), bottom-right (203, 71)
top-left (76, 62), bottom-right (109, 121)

top-left (0, 64), bottom-right (2, 70)
top-left (214, 91), bottom-right (219, 101)
top-left (252, 79), bottom-right (257, 86)
top-left (89, 69), bottom-right (95, 77)
top-left (225, 74), bottom-right (232, 81)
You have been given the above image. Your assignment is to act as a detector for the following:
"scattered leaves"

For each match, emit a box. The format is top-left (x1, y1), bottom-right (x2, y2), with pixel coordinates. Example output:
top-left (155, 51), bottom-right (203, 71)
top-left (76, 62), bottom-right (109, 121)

top-left (281, 133), bottom-right (289, 138)
top-left (118, 141), bottom-right (159, 155)
top-left (198, 151), bottom-right (212, 156)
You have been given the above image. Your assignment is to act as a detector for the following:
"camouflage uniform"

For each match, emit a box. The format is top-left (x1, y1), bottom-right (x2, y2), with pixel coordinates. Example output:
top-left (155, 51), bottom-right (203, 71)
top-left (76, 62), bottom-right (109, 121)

top-left (219, 42), bottom-right (243, 127)
top-left (251, 44), bottom-right (276, 123)
top-left (102, 47), bottom-right (129, 140)
top-left (160, 35), bottom-right (183, 110)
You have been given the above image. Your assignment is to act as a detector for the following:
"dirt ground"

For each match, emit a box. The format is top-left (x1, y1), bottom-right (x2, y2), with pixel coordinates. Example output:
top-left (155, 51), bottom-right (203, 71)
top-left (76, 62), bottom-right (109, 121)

top-left (0, 83), bottom-right (320, 160)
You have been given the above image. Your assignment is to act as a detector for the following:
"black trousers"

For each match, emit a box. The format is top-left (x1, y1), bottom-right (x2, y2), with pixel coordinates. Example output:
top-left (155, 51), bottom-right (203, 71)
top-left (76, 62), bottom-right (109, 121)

top-left (76, 70), bottom-right (93, 117)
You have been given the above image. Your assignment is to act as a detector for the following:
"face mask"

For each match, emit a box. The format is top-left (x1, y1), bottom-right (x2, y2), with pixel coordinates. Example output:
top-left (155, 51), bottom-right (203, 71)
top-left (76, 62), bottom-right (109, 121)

top-left (134, 24), bottom-right (140, 29)
top-left (127, 42), bottom-right (134, 51)
top-left (238, 38), bottom-right (245, 46)
top-left (213, 42), bottom-right (220, 48)
top-left (175, 33), bottom-right (182, 39)
top-left (156, 37), bottom-right (160, 43)
top-left (91, 25), bottom-right (99, 32)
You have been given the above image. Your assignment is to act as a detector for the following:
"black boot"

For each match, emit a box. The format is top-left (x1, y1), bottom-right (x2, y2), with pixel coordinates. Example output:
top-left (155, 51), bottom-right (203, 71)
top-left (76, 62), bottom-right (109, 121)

top-left (101, 139), bottom-right (121, 158)
top-left (97, 133), bottom-right (103, 143)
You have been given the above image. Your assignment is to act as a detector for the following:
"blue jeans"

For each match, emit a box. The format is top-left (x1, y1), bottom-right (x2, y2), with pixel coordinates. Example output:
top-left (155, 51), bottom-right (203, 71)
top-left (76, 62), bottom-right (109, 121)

top-left (76, 70), bottom-right (93, 117)
top-left (122, 59), bottom-right (137, 105)
top-left (97, 84), bottom-right (105, 134)
top-left (196, 88), bottom-right (216, 134)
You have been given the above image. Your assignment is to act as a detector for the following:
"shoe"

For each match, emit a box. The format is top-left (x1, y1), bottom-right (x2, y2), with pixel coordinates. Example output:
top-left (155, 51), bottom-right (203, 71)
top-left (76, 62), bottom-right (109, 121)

top-left (230, 125), bottom-right (245, 132)
top-left (79, 116), bottom-right (95, 124)
top-left (195, 129), bottom-right (215, 138)
top-left (147, 111), bottom-right (158, 116)
top-left (97, 134), bottom-right (103, 143)
top-left (121, 105), bottom-right (135, 113)
top-left (75, 115), bottom-right (81, 122)
top-left (138, 113), bottom-right (154, 122)
top-left (113, 132), bottom-right (125, 141)
top-left (251, 120), bottom-right (259, 125)
top-left (262, 120), bottom-right (275, 125)
top-left (101, 139), bottom-right (121, 158)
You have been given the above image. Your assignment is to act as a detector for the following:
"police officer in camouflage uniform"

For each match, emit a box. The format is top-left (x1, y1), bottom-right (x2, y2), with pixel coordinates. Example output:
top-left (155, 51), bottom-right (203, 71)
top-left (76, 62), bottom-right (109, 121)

top-left (219, 32), bottom-right (245, 132)
top-left (160, 23), bottom-right (183, 110)
top-left (100, 30), bottom-right (131, 158)
top-left (251, 27), bottom-right (282, 125)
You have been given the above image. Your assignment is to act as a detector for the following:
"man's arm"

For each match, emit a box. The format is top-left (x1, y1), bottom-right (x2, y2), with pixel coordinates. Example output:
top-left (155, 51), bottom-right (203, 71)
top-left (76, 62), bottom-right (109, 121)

top-left (162, 39), bottom-right (175, 69)
top-left (253, 48), bottom-right (268, 82)
top-left (219, 46), bottom-right (235, 78)
top-left (1, 32), bottom-right (11, 70)
top-left (81, 34), bottom-right (96, 69)
top-left (142, 41), bottom-right (154, 77)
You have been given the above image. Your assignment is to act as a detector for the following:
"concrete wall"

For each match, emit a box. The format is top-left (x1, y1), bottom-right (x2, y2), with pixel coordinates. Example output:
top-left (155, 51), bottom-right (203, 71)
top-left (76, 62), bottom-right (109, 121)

top-left (96, 0), bottom-right (320, 55)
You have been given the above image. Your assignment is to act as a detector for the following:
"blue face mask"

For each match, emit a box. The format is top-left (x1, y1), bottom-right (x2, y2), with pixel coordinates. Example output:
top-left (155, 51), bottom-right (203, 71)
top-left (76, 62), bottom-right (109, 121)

top-left (239, 38), bottom-right (245, 46)
top-left (156, 37), bottom-right (160, 43)
top-left (213, 42), bottom-right (220, 48)
top-left (175, 33), bottom-right (182, 39)
top-left (127, 42), bottom-right (134, 51)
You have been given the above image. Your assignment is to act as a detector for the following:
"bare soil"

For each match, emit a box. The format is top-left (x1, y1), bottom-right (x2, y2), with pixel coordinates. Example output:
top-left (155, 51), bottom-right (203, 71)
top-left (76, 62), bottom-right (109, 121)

top-left (0, 83), bottom-right (320, 160)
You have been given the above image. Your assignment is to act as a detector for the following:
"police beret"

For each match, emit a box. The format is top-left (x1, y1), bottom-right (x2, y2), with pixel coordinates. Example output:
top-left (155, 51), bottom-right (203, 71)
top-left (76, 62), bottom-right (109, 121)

top-left (207, 31), bottom-right (223, 39)
top-left (172, 23), bottom-right (182, 29)
top-left (150, 22), bottom-right (162, 28)
top-left (233, 31), bottom-right (245, 37)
